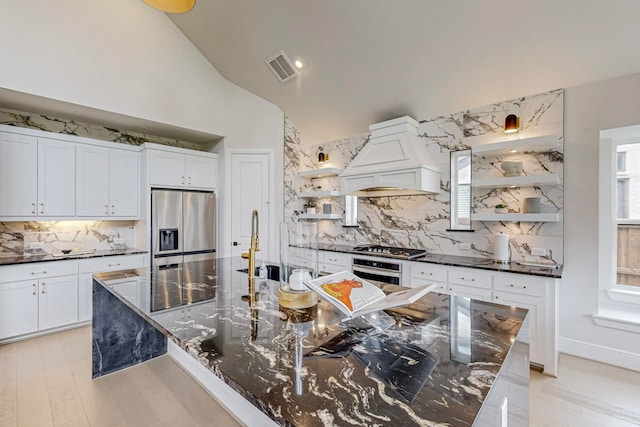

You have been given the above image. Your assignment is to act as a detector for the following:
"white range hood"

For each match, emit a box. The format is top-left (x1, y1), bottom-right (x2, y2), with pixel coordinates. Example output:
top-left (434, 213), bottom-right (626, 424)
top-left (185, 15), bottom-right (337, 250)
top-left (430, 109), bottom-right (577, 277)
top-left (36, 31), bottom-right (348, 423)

top-left (340, 116), bottom-right (441, 197)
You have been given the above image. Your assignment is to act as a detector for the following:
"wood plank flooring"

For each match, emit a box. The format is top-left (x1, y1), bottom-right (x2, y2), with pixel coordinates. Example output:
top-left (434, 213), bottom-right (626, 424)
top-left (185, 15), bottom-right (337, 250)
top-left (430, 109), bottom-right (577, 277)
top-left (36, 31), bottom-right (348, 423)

top-left (1, 326), bottom-right (639, 426)
top-left (0, 326), bottom-right (241, 427)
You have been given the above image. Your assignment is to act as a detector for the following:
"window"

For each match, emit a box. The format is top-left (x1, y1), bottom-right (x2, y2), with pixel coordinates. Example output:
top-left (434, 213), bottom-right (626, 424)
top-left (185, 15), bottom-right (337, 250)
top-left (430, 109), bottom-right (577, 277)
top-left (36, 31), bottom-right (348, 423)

top-left (450, 150), bottom-right (471, 230)
top-left (599, 127), bottom-right (640, 305)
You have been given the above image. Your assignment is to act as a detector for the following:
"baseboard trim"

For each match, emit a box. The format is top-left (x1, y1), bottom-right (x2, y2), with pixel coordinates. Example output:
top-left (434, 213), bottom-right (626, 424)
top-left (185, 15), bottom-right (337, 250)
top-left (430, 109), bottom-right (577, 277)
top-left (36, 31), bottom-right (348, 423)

top-left (559, 336), bottom-right (640, 373)
top-left (167, 341), bottom-right (277, 427)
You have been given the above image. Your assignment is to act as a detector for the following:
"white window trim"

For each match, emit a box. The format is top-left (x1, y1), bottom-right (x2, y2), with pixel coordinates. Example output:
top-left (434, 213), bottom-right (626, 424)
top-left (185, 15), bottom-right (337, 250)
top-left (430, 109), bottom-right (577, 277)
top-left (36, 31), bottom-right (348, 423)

top-left (450, 149), bottom-right (471, 230)
top-left (596, 127), bottom-right (640, 331)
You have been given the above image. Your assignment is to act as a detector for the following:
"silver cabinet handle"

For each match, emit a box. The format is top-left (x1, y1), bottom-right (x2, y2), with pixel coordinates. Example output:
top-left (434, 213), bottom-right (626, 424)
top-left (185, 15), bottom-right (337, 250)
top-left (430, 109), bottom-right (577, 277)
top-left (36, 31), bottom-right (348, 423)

top-left (40, 202), bottom-right (44, 214)
top-left (31, 271), bottom-right (47, 275)
top-left (108, 263), bottom-right (121, 267)
top-left (41, 282), bottom-right (45, 294)
top-left (105, 204), bottom-right (109, 214)
top-left (181, 176), bottom-right (185, 185)
top-left (111, 204), bottom-right (115, 215)
top-left (32, 283), bottom-right (36, 295)
top-left (188, 176), bottom-right (192, 185)
top-left (32, 202), bottom-right (36, 214)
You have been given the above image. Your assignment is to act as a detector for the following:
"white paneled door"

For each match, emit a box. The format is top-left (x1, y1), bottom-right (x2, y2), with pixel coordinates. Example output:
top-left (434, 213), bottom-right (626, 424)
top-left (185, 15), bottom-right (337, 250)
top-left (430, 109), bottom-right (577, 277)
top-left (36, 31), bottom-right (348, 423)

top-left (230, 152), bottom-right (270, 259)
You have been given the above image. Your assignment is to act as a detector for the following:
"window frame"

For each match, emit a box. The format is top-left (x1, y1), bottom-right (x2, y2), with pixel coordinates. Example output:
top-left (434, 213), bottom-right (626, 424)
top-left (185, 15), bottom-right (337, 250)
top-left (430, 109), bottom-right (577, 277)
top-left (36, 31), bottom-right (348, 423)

top-left (598, 129), bottom-right (640, 306)
top-left (449, 149), bottom-right (472, 231)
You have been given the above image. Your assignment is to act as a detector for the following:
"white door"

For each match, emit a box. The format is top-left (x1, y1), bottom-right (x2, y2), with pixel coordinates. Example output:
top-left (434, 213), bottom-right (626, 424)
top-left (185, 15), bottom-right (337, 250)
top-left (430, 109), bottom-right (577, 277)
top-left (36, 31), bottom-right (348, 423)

top-left (76, 144), bottom-right (110, 216)
top-left (38, 275), bottom-right (79, 330)
top-left (0, 133), bottom-right (38, 217)
top-left (230, 153), bottom-right (270, 259)
top-left (110, 149), bottom-right (139, 217)
top-left (0, 280), bottom-right (39, 339)
top-left (38, 138), bottom-right (75, 216)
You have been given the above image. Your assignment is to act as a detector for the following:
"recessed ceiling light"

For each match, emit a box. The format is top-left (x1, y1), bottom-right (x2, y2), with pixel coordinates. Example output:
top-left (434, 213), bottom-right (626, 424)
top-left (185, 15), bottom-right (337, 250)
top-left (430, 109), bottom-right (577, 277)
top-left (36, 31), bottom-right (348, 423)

top-left (294, 60), bottom-right (303, 69)
top-left (510, 149), bottom-right (517, 153)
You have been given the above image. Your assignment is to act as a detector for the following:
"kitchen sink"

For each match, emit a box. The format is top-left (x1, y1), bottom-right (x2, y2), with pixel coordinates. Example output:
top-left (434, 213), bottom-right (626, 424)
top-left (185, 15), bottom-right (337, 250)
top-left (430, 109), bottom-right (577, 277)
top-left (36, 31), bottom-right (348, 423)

top-left (237, 264), bottom-right (280, 281)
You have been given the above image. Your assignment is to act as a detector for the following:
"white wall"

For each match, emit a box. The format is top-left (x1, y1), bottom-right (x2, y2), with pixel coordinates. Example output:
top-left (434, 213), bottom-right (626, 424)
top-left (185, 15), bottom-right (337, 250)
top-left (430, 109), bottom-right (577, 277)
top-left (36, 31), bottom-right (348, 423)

top-left (562, 72), bottom-right (640, 367)
top-left (0, 0), bottom-right (284, 259)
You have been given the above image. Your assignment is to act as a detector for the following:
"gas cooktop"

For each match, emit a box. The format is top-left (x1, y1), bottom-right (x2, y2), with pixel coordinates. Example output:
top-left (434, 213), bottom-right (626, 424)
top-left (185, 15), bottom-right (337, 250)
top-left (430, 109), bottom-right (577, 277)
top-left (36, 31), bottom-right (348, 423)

top-left (352, 245), bottom-right (427, 260)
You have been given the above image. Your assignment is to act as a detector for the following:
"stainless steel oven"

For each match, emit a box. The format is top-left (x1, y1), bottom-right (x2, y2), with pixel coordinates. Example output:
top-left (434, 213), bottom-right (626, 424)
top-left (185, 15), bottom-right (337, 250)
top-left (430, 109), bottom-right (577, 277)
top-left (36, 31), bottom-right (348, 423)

top-left (352, 257), bottom-right (402, 286)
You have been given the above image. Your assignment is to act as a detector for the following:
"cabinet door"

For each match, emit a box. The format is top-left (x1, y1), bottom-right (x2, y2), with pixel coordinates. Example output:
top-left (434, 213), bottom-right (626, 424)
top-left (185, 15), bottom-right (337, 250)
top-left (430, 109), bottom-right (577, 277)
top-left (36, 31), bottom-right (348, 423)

top-left (148, 150), bottom-right (185, 187)
top-left (0, 133), bottom-right (38, 216)
top-left (109, 149), bottom-right (139, 217)
top-left (493, 291), bottom-right (544, 366)
top-left (38, 275), bottom-right (79, 330)
top-left (0, 280), bottom-right (39, 339)
top-left (76, 144), bottom-right (110, 216)
top-left (38, 138), bottom-right (75, 216)
top-left (185, 154), bottom-right (216, 189)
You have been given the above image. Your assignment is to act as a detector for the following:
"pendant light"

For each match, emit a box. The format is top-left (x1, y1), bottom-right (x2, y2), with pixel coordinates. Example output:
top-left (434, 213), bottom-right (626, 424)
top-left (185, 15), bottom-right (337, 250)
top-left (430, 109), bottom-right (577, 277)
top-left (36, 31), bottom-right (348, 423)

top-left (142, 0), bottom-right (195, 13)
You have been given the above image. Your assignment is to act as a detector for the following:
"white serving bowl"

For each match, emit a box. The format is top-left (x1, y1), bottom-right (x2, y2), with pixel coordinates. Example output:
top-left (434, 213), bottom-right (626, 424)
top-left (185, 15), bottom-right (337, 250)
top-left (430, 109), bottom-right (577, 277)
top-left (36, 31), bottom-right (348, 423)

top-left (500, 161), bottom-right (523, 177)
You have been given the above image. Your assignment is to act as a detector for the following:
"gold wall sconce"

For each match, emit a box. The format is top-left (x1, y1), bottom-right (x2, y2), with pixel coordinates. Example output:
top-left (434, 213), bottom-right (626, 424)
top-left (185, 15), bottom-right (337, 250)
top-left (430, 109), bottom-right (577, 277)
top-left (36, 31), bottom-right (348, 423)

top-left (504, 114), bottom-right (520, 134)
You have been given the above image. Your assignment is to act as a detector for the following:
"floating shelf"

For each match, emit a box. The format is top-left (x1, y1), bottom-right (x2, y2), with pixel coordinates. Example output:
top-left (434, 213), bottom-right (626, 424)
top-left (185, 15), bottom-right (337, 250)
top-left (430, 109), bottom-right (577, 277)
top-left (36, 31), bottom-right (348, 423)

top-left (471, 213), bottom-right (560, 222)
top-left (299, 213), bottom-right (342, 220)
top-left (298, 168), bottom-right (343, 179)
top-left (472, 134), bottom-right (560, 157)
top-left (299, 190), bottom-right (341, 198)
top-left (472, 174), bottom-right (560, 188)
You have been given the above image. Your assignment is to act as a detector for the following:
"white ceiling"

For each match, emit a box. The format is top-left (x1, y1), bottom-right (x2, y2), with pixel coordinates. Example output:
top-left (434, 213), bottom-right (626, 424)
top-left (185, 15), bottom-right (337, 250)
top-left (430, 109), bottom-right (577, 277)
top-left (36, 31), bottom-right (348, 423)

top-left (169, 0), bottom-right (640, 144)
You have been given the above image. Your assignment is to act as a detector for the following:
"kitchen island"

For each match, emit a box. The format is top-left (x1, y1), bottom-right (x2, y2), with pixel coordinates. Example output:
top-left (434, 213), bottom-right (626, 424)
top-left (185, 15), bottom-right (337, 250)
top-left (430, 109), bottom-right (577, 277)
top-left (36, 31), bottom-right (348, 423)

top-left (92, 257), bottom-right (529, 426)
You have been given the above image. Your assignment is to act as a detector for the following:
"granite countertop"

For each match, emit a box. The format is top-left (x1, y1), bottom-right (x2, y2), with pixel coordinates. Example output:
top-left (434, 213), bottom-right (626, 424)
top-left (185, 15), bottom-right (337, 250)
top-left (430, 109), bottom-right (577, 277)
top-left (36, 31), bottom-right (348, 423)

top-left (317, 242), bottom-right (563, 278)
top-left (0, 248), bottom-right (148, 267)
top-left (94, 256), bottom-right (528, 426)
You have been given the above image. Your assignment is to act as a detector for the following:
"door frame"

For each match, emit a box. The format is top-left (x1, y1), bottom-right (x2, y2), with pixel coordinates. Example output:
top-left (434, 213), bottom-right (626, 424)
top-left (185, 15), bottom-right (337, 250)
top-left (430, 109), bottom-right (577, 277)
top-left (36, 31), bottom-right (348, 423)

top-left (224, 149), bottom-right (275, 260)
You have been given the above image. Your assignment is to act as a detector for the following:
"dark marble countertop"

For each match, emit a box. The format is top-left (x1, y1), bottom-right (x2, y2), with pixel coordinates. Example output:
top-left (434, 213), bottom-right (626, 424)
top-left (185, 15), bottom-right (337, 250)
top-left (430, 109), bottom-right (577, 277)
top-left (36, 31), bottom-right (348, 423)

top-left (0, 248), bottom-right (148, 267)
top-left (317, 243), bottom-right (563, 278)
top-left (94, 256), bottom-right (529, 426)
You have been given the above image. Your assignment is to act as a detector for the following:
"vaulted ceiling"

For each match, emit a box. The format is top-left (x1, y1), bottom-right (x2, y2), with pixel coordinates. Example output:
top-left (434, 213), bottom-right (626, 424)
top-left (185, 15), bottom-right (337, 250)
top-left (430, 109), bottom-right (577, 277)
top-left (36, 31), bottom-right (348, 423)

top-left (169, 0), bottom-right (640, 144)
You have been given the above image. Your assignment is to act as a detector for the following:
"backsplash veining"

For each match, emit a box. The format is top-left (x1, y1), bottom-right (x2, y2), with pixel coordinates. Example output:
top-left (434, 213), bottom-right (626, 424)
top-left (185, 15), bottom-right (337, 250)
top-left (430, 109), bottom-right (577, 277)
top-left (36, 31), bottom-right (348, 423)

top-left (0, 107), bottom-right (203, 150)
top-left (284, 89), bottom-right (564, 264)
top-left (0, 221), bottom-right (135, 255)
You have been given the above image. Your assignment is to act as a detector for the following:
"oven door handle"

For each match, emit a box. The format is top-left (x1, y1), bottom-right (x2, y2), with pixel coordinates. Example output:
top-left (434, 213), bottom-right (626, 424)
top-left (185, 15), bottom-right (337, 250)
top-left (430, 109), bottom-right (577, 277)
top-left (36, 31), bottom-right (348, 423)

top-left (352, 264), bottom-right (401, 276)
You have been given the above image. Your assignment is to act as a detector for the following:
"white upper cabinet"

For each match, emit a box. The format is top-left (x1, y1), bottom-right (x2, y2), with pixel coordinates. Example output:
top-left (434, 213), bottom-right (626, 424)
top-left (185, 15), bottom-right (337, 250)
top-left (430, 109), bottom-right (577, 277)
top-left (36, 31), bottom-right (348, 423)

top-left (145, 144), bottom-right (218, 190)
top-left (76, 144), bottom-right (138, 218)
top-left (185, 154), bottom-right (217, 189)
top-left (0, 132), bottom-right (75, 218)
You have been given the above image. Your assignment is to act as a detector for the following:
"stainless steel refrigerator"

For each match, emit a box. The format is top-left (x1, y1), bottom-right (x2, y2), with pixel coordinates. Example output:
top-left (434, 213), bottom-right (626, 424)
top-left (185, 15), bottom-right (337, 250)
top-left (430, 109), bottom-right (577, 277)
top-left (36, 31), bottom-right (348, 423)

top-left (151, 189), bottom-right (216, 266)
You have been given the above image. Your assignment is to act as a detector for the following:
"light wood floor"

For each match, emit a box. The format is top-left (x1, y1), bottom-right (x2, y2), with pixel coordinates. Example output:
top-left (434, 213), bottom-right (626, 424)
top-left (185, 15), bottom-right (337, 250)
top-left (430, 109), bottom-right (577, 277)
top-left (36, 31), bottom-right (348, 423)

top-left (1, 327), bottom-right (639, 427)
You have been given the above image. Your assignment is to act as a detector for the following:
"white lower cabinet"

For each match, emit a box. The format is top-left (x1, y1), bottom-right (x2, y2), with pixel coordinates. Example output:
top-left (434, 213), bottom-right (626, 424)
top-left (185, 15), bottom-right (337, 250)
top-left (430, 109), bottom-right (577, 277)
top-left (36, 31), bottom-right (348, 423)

top-left (0, 280), bottom-right (39, 338)
top-left (319, 251), bottom-right (351, 274)
top-left (0, 254), bottom-right (146, 341)
top-left (0, 260), bottom-right (78, 341)
top-left (408, 261), bottom-right (559, 376)
top-left (78, 254), bottom-right (146, 323)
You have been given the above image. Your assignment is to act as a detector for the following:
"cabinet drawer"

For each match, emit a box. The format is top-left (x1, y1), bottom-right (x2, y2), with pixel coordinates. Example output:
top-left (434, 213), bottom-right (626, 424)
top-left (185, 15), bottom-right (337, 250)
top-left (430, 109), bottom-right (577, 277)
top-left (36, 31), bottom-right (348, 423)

top-left (0, 260), bottom-right (78, 283)
top-left (321, 252), bottom-right (350, 268)
top-left (447, 283), bottom-right (492, 302)
top-left (493, 274), bottom-right (547, 298)
top-left (411, 263), bottom-right (447, 283)
top-left (410, 276), bottom-right (447, 293)
top-left (448, 268), bottom-right (492, 289)
top-left (78, 254), bottom-right (146, 274)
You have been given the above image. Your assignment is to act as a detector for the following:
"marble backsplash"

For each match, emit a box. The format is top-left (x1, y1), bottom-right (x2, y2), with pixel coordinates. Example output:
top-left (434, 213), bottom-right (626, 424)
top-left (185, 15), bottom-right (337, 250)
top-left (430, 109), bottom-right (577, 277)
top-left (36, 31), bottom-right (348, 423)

top-left (284, 89), bottom-right (564, 264)
top-left (0, 221), bottom-right (135, 255)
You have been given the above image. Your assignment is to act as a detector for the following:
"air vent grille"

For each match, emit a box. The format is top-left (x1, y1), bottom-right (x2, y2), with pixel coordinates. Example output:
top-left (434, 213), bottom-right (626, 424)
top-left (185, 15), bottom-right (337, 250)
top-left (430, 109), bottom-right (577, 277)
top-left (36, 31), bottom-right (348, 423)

top-left (265, 50), bottom-right (299, 83)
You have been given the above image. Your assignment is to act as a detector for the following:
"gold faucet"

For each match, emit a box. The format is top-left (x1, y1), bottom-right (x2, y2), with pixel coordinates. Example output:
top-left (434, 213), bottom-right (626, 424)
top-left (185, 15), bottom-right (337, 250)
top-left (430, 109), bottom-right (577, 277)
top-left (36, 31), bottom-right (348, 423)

top-left (241, 209), bottom-right (260, 279)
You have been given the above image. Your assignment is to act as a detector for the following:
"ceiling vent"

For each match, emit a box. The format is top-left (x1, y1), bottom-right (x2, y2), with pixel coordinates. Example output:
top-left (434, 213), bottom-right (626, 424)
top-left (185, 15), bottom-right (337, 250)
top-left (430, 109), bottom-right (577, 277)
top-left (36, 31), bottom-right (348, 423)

top-left (265, 50), bottom-right (299, 83)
